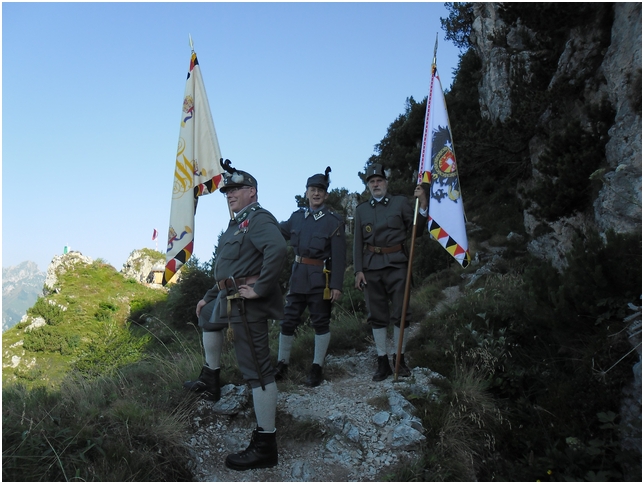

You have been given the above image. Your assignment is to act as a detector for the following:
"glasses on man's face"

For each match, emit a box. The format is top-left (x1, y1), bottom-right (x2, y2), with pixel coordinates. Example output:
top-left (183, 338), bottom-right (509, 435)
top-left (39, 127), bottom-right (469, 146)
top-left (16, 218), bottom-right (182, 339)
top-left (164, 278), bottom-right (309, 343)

top-left (223, 186), bottom-right (251, 197)
top-left (307, 187), bottom-right (326, 195)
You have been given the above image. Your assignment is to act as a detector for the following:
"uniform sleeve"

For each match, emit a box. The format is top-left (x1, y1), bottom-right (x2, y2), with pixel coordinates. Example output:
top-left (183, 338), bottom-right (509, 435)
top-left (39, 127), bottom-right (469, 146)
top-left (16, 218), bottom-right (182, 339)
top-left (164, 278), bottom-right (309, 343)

top-left (203, 284), bottom-right (219, 304)
top-left (249, 211), bottom-right (287, 297)
top-left (279, 216), bottom-right (292, 241)
top-left (405, 198), bottom-right (427, 238)
top-left (353, 208), bottom-right (364, 274)
top-left (329, 218), bottom-right (347, 290)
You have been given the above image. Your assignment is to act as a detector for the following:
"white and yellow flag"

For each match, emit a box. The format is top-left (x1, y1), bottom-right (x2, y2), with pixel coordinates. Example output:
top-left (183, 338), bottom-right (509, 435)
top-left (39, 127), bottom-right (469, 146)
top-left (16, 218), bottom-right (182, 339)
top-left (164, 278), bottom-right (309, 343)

top-left (163, 50), bottom-right (224, 285)
top-left (417, 45), bottom-right (470, 268)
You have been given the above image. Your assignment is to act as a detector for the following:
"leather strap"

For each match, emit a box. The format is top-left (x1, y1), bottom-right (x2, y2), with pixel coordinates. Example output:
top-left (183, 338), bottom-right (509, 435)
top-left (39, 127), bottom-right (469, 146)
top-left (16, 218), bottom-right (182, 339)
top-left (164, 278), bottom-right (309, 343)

top-left (217, 274), bottom-right (260, 291)
top-left (295, 255), bottom-right (325, 266)
top-left (366, 244), bottom-right (403, 254)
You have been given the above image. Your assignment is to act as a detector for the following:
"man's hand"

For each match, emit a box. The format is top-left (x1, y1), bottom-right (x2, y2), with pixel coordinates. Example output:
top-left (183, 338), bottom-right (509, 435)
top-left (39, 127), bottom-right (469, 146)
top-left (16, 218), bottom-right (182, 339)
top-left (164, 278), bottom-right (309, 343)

top-left (354, 272), bottom-right (367, 291)
top-left (414, 184), bottom-right (428, 211)
top-left (330, 289), bottom-right (342, 303)
top-left (195, 299), bottom-right (206, 317)
top-left (238, 285), bottom-right (259, 299)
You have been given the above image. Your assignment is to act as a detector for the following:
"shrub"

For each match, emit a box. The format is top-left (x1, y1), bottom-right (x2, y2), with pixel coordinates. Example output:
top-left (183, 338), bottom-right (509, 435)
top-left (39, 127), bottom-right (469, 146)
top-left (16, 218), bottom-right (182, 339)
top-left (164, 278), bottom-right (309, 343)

top-left (22, 326), bottom-right (80, 355)
top-left (165, 256), bottom-right (215, 329)
top-left (28, 297), bottom-right (66, 326)
top-left (73, 321), bottom-right (150, 378)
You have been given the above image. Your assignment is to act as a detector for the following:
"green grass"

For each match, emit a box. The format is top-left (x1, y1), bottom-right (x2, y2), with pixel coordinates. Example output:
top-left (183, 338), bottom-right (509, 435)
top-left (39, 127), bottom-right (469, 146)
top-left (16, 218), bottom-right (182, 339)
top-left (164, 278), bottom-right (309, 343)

top-left (3, 261), bottom-right (167, 389)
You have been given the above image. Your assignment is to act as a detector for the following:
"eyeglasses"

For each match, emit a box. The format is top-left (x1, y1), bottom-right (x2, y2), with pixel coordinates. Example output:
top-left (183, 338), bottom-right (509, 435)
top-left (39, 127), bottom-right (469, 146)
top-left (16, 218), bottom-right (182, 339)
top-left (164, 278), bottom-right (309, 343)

top-left (307, 187), bottom-right (326, 195)
top-left (223, 186), bottom-right (251, 197)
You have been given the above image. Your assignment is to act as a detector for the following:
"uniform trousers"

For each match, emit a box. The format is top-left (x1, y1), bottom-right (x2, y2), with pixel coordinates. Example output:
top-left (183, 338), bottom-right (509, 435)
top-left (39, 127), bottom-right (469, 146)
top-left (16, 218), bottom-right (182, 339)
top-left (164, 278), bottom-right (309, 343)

top-left (280, 292), bottom-right (332, 336)
top-left (198, 298), bottom-right (275, 389)
top-left (363, 265), bottom-right (411, 329)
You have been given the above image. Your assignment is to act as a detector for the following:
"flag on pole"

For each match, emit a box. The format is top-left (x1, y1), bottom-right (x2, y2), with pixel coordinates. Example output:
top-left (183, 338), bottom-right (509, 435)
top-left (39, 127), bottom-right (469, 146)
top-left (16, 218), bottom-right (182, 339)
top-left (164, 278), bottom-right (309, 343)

top-left (417, 39), bottom-right (470, 268)
top-left (152, 228), bottom-right (158, 241)
top-left (163, 47), bottom-right (224, 285)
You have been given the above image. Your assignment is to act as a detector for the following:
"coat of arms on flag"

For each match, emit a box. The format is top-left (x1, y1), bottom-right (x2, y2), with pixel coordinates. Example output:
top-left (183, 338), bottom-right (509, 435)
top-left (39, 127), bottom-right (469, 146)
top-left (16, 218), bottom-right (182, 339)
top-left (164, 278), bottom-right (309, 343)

top-left (163, 45), bottom-right (224, 285)
top-left (418, 40), bottom-right (470, 268)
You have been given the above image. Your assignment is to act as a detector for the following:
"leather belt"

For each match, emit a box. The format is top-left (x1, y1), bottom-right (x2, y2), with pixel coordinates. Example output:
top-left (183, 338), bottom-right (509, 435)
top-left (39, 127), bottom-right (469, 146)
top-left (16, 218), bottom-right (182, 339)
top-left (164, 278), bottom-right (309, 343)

top-left (217, 275), bottom-right (260, 291)
top-left (367, 244), bottom-right (403, 254)
top-left (295, 255), bottom-right (325, 266)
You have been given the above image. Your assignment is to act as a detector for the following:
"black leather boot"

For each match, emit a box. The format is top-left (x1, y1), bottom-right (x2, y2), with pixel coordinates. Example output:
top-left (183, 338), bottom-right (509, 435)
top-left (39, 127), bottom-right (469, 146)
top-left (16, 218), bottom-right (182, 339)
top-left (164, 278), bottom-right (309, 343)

top-left (274, 360), bottom-right (288, 380)
top-left (225, 427), bottom-right (278, 471)
top-left (372, 355), bottom-right (393, 381)
top-left (305, 363), bottom-right (323, 387)
top-left (392, 354), bottom-right (411, 377)
top-left (182, 365), bottom-right (221, 402)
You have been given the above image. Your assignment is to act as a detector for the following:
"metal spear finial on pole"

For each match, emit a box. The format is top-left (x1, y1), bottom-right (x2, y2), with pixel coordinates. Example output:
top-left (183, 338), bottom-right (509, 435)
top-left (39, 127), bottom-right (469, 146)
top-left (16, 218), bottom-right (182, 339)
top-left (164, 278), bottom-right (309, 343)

top-left (432, 32), bottom-right (438, 66)
top-left (189, 33), bottom-right (194, 53)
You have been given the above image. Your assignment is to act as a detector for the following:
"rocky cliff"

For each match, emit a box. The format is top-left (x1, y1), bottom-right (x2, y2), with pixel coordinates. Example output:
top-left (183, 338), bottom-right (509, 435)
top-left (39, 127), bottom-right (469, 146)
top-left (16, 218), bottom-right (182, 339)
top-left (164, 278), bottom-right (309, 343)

top-left (471, 2), bottom-right (641, 270)
top-left (470, 1), bottom-right (641, 458)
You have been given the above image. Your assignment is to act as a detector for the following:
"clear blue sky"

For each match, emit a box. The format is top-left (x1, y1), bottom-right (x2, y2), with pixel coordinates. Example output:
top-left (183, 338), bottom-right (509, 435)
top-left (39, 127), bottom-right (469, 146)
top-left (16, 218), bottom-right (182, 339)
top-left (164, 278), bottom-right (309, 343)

top-left (2, 2), bottom-right (462, 272)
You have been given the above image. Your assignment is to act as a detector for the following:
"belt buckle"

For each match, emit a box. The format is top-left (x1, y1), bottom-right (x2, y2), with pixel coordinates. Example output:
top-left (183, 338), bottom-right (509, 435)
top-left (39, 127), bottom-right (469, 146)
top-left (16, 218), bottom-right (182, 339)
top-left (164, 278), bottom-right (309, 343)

top-left (374, 246), bottom-right (382, 254)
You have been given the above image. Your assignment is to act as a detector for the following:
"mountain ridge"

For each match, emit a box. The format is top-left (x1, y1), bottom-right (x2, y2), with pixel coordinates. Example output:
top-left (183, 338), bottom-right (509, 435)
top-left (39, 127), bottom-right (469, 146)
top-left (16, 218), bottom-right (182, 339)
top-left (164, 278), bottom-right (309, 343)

top-left (2, 261), bottom-right (46, 332)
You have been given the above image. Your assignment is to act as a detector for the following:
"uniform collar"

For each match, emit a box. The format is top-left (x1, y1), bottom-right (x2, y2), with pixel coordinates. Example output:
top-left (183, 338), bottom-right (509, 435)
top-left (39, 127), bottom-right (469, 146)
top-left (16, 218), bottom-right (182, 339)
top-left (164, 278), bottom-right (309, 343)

top-left (369, 195), bottom-right (390, 207)
top-left (234, 202), bottom-right (261, 224)
top-left (305, 205), bottom-right (326, 220)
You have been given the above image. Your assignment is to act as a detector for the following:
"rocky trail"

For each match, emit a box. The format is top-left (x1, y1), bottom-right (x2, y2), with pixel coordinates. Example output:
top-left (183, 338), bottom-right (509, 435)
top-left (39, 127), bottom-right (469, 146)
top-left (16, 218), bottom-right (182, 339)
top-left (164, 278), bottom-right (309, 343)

top-left (184, 326), bottom-right (443, 482)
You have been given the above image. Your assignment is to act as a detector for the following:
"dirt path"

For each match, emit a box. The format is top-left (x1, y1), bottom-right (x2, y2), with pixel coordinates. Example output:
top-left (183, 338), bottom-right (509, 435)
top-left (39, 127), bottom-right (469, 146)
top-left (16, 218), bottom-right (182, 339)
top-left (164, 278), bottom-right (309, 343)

top-left (185, 328), bottom-right (433, 482)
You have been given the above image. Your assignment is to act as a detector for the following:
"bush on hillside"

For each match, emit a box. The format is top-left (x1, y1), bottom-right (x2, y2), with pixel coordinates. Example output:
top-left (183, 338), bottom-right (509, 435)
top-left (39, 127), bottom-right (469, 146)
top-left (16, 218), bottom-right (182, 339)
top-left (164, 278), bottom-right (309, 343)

top-left (165, 256), bottom-right (216, 329)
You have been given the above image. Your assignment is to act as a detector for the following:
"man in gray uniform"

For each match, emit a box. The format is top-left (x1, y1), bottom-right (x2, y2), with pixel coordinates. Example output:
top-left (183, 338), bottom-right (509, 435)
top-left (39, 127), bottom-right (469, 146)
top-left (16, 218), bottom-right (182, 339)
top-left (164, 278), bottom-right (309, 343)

top-left (183, 167), bottom-right (286, 471)
top-left (275, 167), bottom-right (346, 387)
top-left (353, 163), bottom-right (428, 381)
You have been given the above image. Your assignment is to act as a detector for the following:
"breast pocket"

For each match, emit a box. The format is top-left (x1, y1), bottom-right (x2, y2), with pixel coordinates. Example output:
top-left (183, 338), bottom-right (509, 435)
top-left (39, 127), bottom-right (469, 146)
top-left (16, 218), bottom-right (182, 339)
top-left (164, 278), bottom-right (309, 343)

top-left (309, 232), bottom-right (329, 257)
top-left (221, 237), bottom-right (242, 260)
top-left (290, 229), bottom-right (300, 248)
top-left (386, 214), bottom-right (403, 230)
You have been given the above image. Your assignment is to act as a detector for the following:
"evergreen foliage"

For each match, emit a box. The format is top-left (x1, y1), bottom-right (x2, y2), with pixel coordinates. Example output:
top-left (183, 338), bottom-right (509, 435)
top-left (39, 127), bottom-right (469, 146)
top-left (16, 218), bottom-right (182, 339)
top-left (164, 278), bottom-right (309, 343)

top-left (441, 2), bottom-right (475, 50)
top-left (165, 256), bottom-right (216, 328)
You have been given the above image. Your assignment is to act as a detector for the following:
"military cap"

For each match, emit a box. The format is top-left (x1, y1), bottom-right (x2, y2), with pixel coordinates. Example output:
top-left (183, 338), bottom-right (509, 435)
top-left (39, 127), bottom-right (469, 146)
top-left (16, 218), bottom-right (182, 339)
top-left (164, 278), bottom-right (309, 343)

top-left (365, 163), bottom-right (388, 181)
top-left (306, 166), bottom-right (332, 190)
top-left (221, 170), bottom-right (258, 193)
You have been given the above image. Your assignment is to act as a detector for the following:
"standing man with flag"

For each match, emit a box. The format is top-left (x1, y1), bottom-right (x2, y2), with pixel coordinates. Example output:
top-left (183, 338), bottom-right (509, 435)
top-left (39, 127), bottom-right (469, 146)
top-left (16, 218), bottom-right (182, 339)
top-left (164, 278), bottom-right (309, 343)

top-left (165, 41), bottom-right (287, 471)
top-left (353, 164), bottom-right (428, 381)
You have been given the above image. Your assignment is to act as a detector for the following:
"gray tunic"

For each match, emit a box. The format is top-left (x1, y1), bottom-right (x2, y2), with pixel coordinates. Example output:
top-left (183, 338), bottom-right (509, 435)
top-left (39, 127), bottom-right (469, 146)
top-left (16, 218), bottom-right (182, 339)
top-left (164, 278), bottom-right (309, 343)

top-left (353, 193), bottom-right (426, 273)
top-left (203, 202), bottom-right (287, 323)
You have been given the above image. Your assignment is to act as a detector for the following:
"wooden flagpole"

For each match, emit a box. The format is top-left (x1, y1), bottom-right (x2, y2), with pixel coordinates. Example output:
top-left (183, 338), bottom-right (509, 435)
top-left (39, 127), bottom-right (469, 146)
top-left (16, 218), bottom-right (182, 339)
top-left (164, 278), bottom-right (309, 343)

top-left (394, 33), bottom-right (439, 381)
top-left (394, 197), bottom-right (420, 380)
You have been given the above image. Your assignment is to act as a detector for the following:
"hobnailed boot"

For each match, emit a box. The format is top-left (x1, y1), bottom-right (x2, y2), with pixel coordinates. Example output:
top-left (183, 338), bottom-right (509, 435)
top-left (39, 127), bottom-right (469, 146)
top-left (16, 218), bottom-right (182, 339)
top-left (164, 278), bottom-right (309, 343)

top-left (225, 427), bottom-right (278, 471)
top-left (372, 355), bottom-right (393, 381)
top-left (305, 363), bottom-right (323, 387)
top-left (274, 360), bottom-right (288, 380)
top-left (392, 354), bottom-right (411, 377)
top-left (182, 366), bottom-right (221, 402)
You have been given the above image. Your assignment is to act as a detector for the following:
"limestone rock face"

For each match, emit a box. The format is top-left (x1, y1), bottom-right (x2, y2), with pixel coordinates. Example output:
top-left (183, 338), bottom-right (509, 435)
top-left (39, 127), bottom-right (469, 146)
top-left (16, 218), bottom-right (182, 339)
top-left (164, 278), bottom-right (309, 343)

top-left (43, 251), bottom-right (94, 296)
top-left (121, 249), bottom-right (164, 284)
top-left (472, 3), bottom-right (641, 268)
top-left (470, 3), bottom-right (514, 124)
top-left (594, 2), bottom-right (642, 235)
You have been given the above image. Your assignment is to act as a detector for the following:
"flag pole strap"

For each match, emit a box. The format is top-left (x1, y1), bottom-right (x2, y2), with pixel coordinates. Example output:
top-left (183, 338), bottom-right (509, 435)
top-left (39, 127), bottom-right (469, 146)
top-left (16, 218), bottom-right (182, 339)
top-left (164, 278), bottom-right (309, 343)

top-left (394, 196), bottom-right (420, 381)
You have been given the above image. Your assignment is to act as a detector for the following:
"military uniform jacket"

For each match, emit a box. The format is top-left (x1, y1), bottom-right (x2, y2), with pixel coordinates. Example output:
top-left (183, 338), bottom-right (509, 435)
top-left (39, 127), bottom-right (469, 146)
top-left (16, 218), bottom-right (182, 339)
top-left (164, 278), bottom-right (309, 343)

top-left (353, 193), bottom-right (427, 273)
top-left (279, 205), bottom-right (346, 295)
top-left (203, 202), bottom-right (287, 323)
